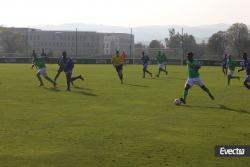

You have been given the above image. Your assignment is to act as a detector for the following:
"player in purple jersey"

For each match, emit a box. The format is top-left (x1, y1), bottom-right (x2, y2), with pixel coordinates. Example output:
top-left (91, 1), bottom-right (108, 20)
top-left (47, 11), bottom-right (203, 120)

top-left (61, 51), bottom-right (84, 91)
top-left (54, 55), bottom-right (74, 86)
top-left (141, 52), bottom-right (152, 78)
top-left (222, 54), bottom-right (228, 75)
top-left (238, 52), bottom-right (250, 89)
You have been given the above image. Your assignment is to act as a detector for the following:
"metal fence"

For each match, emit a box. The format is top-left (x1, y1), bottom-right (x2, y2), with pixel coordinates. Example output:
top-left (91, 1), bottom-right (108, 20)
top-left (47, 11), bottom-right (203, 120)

top-left (0, 48), bottom-right (223, 60)
top-left (0, 48), bottom-right (239, 66)
top-left (0, 57), bottom-right (243, 66)
top-left (133, 48), bottom-right (182, 59)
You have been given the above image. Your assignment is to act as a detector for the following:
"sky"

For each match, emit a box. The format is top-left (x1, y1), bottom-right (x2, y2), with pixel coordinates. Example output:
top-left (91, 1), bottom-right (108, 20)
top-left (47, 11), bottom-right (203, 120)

top-left (1, 0), bottom-right (249, 27)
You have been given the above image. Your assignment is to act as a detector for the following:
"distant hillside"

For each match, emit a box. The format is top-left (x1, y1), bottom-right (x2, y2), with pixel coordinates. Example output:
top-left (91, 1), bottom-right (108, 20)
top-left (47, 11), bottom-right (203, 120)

top-left (35, 23), bottom-right (249, 44)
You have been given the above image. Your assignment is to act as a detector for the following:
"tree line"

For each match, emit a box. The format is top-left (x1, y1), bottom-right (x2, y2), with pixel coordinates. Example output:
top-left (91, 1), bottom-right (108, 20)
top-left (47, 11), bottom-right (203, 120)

top-left (139, 23), bottom-right (250, 59)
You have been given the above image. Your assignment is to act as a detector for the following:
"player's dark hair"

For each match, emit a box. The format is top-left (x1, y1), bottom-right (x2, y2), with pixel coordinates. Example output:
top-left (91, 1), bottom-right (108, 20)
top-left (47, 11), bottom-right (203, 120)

top-left (187, 52), bottom-right (193, 57)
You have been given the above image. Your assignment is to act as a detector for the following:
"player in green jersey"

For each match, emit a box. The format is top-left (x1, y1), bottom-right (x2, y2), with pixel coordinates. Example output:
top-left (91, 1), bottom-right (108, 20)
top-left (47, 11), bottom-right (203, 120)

top-left (180, 52), bottom-right (214, 104)
top-left (31, 50), bottom-right (56, 87)
top-left (156, 51), bottom-right (168, 77)
top-left (226, 55), bottom-right (240, 86)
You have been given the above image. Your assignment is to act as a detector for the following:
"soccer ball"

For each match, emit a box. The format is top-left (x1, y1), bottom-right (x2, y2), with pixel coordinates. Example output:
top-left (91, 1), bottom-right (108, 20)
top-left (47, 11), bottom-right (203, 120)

top-left (174, 98), bottom-right (182, 105)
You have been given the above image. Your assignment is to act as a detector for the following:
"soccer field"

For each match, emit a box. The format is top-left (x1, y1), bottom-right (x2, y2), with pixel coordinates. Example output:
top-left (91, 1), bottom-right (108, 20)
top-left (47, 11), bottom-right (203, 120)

top-left (0, 64), bottom-right (249, 167)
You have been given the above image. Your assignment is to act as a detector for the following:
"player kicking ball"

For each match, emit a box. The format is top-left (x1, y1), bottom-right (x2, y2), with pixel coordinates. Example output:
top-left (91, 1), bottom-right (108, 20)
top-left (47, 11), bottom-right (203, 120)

top-left (61, 51), bottom-right (84, 91)
top-left (31, 50), bottom-right (56, 87)
top-left (238, 52), bottom-right (250, 89)
top-left (179, 52), bottom-right (214, 104)
top-left (112, 50), bottom-right (124, 84)
top-left (54, 54), bottom-right (74, 86)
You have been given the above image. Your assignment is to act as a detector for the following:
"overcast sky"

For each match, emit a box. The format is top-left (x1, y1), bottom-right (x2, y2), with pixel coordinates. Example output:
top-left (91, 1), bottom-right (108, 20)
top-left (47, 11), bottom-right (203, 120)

top-left (1, 0), bottom-right (249, 27)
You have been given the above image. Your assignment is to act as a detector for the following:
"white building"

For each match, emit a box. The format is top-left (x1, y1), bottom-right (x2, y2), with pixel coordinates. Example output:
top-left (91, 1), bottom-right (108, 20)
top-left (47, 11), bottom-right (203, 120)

top-left (104, 33), bottom-right (134, 57)
top-left (8, 28), bottom-right (134, 58)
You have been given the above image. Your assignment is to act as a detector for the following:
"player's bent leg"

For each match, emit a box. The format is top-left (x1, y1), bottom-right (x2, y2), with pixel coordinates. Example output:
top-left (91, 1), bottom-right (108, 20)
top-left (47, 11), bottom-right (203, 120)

top-left (44, 76), bottom-right (56, 87)
top-left (200, 85), bottom-right (214, 100)
top-left (117, 65), bottom-right (123, 83)
top-left (143, 68), bottom-right (146, 78)
top-left (156, 68), bottom-right (161, 77)
top-left (115, 66), bottom-right (122, 80)
top-left (119, 69), bottom-right (123, 84)
top-left (165, 69), bottom-right (168, 75)
top-left (71, 75), bottom-right (83, 82)
top-left (146, 69), bottom-right (152, 76)
top-left (66, 72), bottom-right (72, 91)
top-left (160, 68), bottom-right (167, 75)
top-left (36, 73), bottom-right (44, 86)
top-left (148, 70), bottom-right (153, 77)
top-left (143, 65), bottom-right (152, 77)
top-left (54, 70), bottom-right (62, 82)
top-left (180, 84), bottom-right (191, 104)
top-left (222, 67), bottom-right (227, 75)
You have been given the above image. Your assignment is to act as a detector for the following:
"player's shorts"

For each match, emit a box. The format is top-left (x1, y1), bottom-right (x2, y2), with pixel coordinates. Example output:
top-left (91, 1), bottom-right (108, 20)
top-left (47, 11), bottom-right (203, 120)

top-left (227, 70), bottom-right (234, 76)
top-left (158, 63), bottom-right (165, 69)
top-left (143, 63), bottom-right (148, 69)
top-left (64, 70), bottom-right (72, 74)
top-left (245, 75), bottom-right (250, 82)
top-left (222, 62), bottom-right (227, 68)
top-left (115, 64), bottom-right (123, 72)
top-left (185, 77), bottom-right (204, 87)
top-left (38, 68), bottom-right (48, 77)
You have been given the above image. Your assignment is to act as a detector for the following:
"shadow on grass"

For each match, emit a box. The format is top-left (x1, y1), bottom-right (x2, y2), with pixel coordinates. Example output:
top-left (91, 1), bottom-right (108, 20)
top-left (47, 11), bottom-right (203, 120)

top-left (43, 86), bottom-right (96, 96)
top-left (180, 104), bottom-right (250, 115)
top-left (43, 87), bottom-right (61, 92)
top-left (124, 83), bottom-right (150, 88)
top-left (72, 89), bottom-right (97, 97)
top-left (73, 86), bottom-right (92, 91)
top-left (71, 85), bottom-right (96, 96)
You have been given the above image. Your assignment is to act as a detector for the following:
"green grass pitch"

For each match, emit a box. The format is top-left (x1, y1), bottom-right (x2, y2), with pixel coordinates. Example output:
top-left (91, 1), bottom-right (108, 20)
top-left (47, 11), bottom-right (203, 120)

top-left (0, 64), bottom-right (249, 167)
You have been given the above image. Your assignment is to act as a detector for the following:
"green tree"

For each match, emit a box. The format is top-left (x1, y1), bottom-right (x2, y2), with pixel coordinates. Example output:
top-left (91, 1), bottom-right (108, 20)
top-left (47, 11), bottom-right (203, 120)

top-left (166, 28), bottom-right (199, 56)
top-left (208, 31), bottom-right (227, 55)
top-left (226, 23), bottom-right (249, 58)
top-left (183, 33), bottom-right (197, 54)
top-left (165, 28), bottom-right (182, 48)
top-left (134, 42), bottom-right (146, 48)
top-left (149, 40), bottom-right (164, 48)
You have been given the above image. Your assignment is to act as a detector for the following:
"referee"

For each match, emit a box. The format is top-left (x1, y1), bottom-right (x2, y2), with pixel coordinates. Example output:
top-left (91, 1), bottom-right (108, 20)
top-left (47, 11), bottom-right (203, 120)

top-left (112, 50), bottom-right (124, 84)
